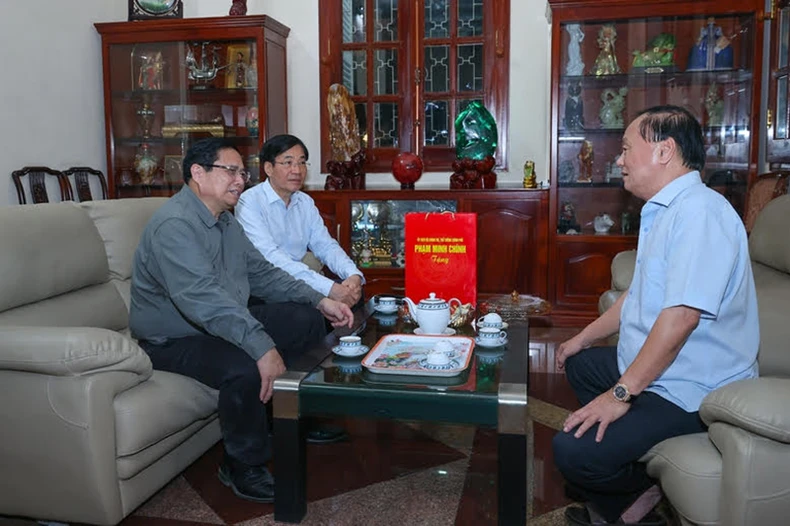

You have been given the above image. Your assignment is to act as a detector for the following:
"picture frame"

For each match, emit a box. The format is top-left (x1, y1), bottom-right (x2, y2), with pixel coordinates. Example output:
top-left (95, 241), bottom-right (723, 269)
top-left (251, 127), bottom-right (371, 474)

top-left (164, 155), bottom-right (184, 184)
top-left (226, 44), bottom-right (254, 89)
top-left (129, 0), bottom-right (183, 21)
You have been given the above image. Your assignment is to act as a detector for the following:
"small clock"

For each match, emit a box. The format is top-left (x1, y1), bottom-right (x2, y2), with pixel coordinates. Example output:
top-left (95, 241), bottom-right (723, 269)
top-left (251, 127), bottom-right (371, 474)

top-left (129, 0), bottom-right (183, 21)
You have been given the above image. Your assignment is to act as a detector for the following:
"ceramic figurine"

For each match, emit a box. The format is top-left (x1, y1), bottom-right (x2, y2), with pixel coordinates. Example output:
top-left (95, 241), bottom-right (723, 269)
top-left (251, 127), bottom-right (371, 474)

top-left (577, 140), bottom-right (594, 182)
top-left (621, 212), bottom-right (632, 234)
top-left (522, 160), bottom-right (538, 189)
top-left (564, 80), bottom-right (585, 131)
top-left (687, 18), bottom-right (733, 71)
top-left (558, 201), bottom-right (581, 234)
top-left (599, 87), bottom-right (628, 129)
top-left (704, 83), bottom-right (724, 126)
top-left (632, 33), bottom-right (676, 72)
top-left (565, 23), bottom-right (585, 76)
top-left (591, 24), bottom-right (621, 76)
top-left (594, 213), bottom-right (615, 234)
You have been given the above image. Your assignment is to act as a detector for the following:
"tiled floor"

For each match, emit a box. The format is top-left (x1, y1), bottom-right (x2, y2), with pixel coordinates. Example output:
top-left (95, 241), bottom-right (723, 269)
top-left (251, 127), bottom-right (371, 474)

top-left (1, 326), bottom-right (675, 526)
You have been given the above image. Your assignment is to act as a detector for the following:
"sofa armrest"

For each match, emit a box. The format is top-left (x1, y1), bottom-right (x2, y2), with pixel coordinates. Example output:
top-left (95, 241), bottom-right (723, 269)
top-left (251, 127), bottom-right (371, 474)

top-left (700, 377), bottom-right (790, 444)
top-left (0, 326), bottom-right (152, 378)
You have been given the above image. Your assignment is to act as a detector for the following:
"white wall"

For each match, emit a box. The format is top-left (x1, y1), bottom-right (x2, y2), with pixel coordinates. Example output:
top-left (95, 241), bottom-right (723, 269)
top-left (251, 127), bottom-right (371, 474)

top-left (0, 0), bottom-right (550, 206)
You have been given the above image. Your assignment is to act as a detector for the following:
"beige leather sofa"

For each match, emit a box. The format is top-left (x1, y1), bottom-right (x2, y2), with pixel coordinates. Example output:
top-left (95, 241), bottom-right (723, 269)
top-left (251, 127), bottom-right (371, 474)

top-left (598, 194), bottom-right (790, 525)
top-left (0, 198), bottom-right (221, 525)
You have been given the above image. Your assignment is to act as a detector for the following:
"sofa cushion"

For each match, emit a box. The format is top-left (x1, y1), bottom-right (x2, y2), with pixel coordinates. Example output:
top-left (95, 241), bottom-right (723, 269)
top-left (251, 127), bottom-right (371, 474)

top-left (0, 203), bottom-right (109, 312)
top-left (642, 432), bottom-right (721, 525)
top-left (752, 262), bottom-right (790, 377)
top-left (80, 198), bottom-right (168, 281)
top-left (114, 370), bottom-right (218, 477)
top-left (611, 249), bottom-right (636, 291)
top-left (749, 194), bottom-right (790, 275)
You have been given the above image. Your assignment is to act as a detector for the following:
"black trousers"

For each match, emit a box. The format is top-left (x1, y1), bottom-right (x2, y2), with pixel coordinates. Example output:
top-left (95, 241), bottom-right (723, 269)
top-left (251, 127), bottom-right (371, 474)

top-left (139, 301), bottom-right (326, 466)
top-left (552, 346), bottom-right (706, 522)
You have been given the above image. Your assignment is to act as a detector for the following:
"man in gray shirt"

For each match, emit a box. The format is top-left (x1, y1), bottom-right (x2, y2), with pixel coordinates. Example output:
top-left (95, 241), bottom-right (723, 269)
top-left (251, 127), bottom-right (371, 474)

top-left (130, 138), bottom-right (353, 504)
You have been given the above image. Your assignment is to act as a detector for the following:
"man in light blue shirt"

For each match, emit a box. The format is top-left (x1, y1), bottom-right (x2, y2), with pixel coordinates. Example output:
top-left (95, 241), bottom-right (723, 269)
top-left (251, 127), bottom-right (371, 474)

top-left (553, 106), bottom-right (759, 526)
top-left (236, 134), bottom-right (364, 307)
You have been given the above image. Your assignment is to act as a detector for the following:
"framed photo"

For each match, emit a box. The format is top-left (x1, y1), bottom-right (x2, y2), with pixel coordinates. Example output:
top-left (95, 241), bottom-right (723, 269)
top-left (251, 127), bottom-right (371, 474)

top-left (164, 155), bottom-right (184, 184)
top-left (129, 0), bottom-right (183, 21)
top-left (226, 44), bottom-right (253, 89)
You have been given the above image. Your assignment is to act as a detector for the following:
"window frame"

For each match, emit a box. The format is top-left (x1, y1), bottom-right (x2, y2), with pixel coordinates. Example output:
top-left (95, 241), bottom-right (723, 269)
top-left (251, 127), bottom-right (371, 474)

top-left (318, 0), bottom-right (510, 173)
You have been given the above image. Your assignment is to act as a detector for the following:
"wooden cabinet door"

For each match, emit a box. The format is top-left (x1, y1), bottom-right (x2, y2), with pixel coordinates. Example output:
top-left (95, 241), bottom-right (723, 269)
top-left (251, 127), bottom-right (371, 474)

top-left (465, 194), bottom-right (549, 298)
top-left (553, 238), bottom-right (635, 317)
top-left (311, 194), bottom-right (344, 244)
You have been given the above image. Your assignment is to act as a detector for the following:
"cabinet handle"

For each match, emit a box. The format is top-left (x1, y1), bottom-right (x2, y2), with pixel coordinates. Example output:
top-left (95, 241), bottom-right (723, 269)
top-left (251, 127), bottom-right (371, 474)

top-left (495, 29), bottom-right (505, 57)
top-left (321, 39), bottom-right (331, 64)
top-left (391, 286), bottom-right (405, 292)
top-left (336, 224), bottom-right (341, 239)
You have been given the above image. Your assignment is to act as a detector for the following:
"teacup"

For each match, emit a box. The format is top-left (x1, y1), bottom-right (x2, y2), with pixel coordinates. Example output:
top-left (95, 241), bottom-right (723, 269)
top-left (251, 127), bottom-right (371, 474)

top-left (432, 339), bottom-right (455, 358)
top-left (477, 327), bottom-right (507, 346)
top-left (426, 350), bottom-right (451, 366)
top-left (477, 312), bottom-right (505, 329)
top-left (338, 335), bottom-right (362, 352)
top-left (377, 296), bottom-right (398, 311)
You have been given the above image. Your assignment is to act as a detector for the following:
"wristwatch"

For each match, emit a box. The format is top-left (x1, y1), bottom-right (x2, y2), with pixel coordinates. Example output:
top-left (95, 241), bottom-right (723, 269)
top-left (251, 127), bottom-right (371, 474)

top-left (612, 382), bottom-right (632, 403)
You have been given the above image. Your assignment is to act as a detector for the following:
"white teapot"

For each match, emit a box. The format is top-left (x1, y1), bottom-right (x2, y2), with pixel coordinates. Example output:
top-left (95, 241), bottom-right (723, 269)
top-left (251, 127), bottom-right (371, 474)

top-left (403, 292), bottom-right (461, 335)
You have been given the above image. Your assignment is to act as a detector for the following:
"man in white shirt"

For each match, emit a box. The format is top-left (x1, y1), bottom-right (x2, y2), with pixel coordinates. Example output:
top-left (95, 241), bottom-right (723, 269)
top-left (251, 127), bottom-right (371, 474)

top-left (236, 135), bottom-right (364, 306)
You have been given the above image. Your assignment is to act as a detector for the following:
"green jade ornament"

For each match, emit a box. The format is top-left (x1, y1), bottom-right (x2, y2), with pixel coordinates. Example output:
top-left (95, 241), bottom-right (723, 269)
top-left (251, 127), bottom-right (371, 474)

top-left (455, 101), bottom-right (498, 160)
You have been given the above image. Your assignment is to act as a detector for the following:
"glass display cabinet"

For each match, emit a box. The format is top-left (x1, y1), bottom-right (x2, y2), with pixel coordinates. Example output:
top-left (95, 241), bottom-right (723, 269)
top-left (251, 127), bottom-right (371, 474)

top-left (547, 0), bottom-right (763, 323)
top-left (349, 199), bottom-right (457, 269)
top-left (95, 16), bottom-right (289, 198)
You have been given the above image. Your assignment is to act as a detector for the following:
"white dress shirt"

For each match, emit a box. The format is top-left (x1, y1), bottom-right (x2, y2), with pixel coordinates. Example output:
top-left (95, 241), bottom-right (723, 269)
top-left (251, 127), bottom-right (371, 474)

top-left (235, 180), bottom-right (363, 297)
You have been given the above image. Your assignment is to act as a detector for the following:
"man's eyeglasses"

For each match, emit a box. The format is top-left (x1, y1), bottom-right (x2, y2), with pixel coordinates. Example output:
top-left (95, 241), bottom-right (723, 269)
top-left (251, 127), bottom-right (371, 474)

top-left (203, 164), bottom-right (251, 183)
top-left (273, 160), bottom-right (311, 169)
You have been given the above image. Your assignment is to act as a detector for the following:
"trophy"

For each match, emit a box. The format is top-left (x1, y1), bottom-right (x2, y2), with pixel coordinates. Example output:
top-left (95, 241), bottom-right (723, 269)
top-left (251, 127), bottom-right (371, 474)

top-left (135, 94), bottom-right (156, 138)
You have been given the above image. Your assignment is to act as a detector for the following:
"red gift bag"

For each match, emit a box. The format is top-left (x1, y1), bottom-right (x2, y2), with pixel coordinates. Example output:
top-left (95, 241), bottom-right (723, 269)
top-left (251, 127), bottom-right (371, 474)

top-left (405, 212), bottom-right (477, 306)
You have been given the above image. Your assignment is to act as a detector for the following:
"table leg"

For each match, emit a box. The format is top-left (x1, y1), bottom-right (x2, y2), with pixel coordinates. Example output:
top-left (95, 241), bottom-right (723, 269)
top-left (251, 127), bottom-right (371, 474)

top-left (498, 382), bottom-right (529, 525)
top-left (273, 372), bottom-right (308, 523)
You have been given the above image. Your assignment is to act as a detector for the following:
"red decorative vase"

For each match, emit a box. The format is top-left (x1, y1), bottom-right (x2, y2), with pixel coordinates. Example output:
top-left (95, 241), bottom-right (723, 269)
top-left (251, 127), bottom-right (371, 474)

top-left (391, 152), bottom-right (424, 189)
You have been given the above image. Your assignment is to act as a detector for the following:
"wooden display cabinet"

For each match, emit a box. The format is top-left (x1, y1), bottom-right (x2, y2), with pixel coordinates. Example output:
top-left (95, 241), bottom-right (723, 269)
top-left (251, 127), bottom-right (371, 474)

top-left (95, 16), bottom-right (289, 198)
top-left (546, 0), bottom-right (764, 324)
top-left (305, 187), bottom-right (550, 301)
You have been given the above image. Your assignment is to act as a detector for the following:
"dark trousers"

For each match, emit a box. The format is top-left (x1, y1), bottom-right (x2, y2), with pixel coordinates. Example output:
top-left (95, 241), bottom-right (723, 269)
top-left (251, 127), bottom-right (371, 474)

top-left (552, 347), bottom-right (706, 522)
top-left (139, 301), bottom-right (326, 467)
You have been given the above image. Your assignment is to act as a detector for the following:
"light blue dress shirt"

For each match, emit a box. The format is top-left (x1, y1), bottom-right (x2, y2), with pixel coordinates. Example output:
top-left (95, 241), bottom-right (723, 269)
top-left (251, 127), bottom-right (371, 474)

top-left (235, 180), bottom-right (363, 297)
top-left (618, 171), bottom-right (759, 412)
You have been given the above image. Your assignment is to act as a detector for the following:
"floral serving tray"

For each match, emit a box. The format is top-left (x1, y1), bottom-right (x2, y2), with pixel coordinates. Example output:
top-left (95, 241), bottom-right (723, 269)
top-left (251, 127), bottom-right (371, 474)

top-left (361, 334), bottom-right (475, 377)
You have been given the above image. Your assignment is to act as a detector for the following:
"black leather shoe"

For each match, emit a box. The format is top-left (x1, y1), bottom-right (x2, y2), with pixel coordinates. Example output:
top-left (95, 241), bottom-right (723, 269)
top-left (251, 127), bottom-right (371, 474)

top-left (218, 459), bottom-right (274, 503)
top-left (306, 425), bottom-right (347, 444)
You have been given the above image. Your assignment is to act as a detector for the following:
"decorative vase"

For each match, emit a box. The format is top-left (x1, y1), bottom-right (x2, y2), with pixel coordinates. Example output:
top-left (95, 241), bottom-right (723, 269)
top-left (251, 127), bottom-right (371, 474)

top-left (134, 143), bottom-right (159, 185)
top-left (391, 152), bottom-right (423, 189)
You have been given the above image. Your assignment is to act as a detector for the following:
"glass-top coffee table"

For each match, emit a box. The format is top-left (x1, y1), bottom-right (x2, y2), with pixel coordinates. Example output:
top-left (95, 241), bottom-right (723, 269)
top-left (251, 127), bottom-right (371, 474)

top-left (272, 299), bottom-right (530, 524)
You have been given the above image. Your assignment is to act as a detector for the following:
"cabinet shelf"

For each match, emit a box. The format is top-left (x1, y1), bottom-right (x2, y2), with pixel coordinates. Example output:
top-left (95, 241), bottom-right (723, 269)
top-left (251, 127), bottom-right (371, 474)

top-left (561, 70), bottom-right (753, 90)
top-left (558, 182), bottom-right (624, 188)
top-left (112, 88), bottom-right (257, 101)
top-left (115, 136), bottom-right (258, 146)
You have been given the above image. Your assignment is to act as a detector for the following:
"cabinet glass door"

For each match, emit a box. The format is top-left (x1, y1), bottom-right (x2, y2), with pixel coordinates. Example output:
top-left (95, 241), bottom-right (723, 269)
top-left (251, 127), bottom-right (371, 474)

top-left (557, 13), bottom-right (754, 233)
top-left (350, 199), bottom-right (456, 268)
top-left (107, 39), bottom-right (261, 197)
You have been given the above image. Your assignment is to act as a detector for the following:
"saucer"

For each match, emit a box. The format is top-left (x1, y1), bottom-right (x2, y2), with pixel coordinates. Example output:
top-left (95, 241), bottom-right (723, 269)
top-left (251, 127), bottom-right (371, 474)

top-left (474, 337), bottom-right (508, 348)
top-left (332, 344), bottom-right (370, 357)
top-left (374, 304), bottom-right (399, 314)
top-left (414, 327), bottom-right (456, 336)
top-left (478, 321), bottom-right (509, 330)
top-left (418, 358), bottom-right (460, 371)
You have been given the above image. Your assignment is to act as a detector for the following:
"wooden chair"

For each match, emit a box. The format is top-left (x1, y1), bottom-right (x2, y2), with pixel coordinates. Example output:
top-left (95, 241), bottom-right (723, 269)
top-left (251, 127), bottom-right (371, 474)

top-left (63, 166), bottom-right (109, 202)
top-left (744, 171), bottom-right (790, 233)
top-left (11, 166), bottom-right (73, 205)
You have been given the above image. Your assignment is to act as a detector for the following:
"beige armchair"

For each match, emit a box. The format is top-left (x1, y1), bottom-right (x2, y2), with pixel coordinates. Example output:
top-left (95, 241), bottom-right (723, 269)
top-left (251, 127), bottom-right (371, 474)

top-left (599, 195), bottom-right (790, 525)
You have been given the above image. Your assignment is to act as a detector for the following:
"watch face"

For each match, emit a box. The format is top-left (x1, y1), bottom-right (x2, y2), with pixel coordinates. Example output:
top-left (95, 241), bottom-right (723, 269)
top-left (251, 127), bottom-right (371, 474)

top-left (613, 384), bottom-right (628, 401)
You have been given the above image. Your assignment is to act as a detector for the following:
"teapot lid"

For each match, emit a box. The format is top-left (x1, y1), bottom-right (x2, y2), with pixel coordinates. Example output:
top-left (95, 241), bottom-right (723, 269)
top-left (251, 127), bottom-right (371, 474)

top-left (419, 292), bottom-right (447, 306)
